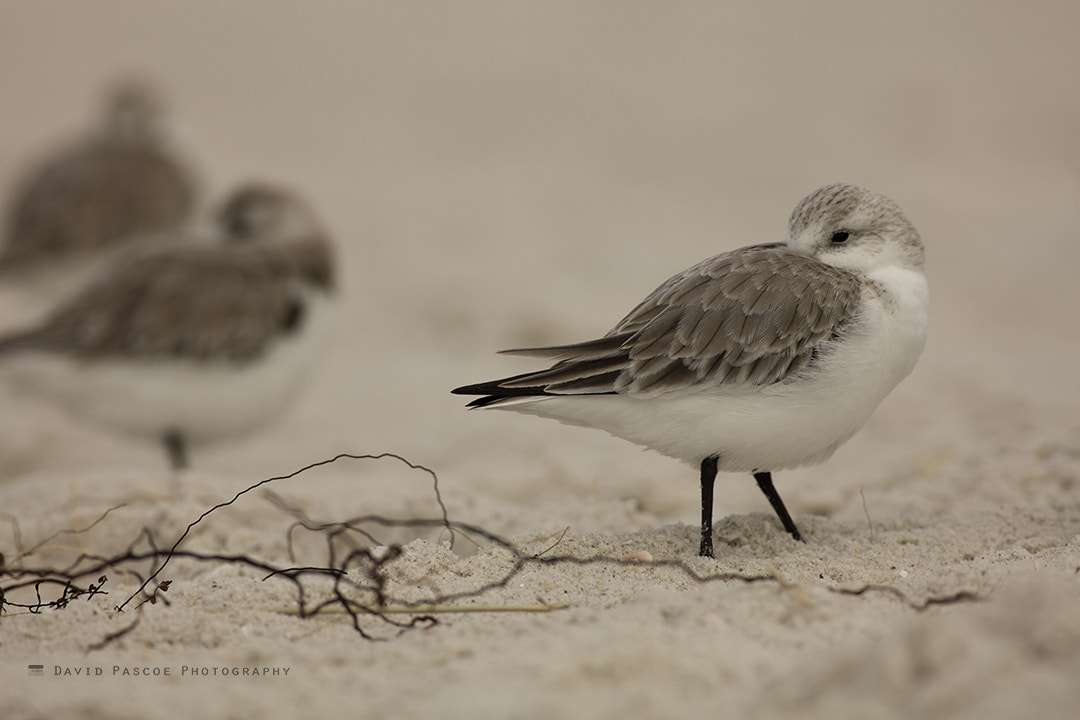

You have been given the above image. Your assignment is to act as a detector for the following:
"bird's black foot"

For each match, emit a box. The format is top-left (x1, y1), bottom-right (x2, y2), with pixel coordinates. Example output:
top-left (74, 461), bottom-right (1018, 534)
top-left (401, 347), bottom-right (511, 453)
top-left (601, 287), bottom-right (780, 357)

top-left (163, 431), bottom-right (189, 471)
top-left (753, 471), bottom-right (803, 541)
top-left (699, 456), bottom-right (719, 558)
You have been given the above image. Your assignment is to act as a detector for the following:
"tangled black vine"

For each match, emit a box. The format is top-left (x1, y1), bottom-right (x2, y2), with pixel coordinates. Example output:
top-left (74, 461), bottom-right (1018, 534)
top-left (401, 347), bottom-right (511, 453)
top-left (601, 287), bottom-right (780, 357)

top-left (0, 452), bottom-right (982, 648)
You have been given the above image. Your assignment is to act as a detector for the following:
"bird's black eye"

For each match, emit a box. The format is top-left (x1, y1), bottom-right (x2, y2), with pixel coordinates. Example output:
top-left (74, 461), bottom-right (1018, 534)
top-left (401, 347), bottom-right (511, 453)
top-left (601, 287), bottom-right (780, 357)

top-left (830, 230), bottom-right (851, 244)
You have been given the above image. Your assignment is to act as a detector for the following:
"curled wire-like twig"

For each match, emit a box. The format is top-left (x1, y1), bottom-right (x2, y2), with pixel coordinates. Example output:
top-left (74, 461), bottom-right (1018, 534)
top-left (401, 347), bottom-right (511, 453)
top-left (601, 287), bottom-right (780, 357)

top-left (114, 452), bottom-right (454, 613)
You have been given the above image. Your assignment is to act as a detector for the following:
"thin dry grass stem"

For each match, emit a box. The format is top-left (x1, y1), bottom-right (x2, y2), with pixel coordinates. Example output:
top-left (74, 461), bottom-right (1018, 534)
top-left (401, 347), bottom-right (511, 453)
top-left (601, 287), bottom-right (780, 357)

top-left (0, 512), bottom-right (25, 557)
top-left (5, 504), bottom-right (128, 565)
top-left (437, 524), bottom-right (483, 551)
top-left (860, 486), bottom-right (875, 542)
top-left (532, 527), bottom-right (571, 558)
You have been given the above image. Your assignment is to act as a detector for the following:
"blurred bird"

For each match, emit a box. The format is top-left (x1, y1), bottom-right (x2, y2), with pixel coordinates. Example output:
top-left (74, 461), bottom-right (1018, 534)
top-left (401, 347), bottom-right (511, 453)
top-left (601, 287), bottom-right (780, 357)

top-left (0, 184), bottom-right (336, 469)
top-left (0, 79), bottom-right (197, 278)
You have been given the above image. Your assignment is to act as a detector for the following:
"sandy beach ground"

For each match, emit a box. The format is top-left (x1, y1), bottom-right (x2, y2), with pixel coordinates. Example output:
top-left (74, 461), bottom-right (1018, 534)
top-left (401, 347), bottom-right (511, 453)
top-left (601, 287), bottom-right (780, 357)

top-left (1, 3), bottom-right (1078, 718)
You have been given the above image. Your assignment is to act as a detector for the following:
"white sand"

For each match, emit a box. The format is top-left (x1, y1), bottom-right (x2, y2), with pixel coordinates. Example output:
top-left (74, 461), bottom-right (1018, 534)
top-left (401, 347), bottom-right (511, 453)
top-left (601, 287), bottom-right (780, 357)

top-left (1, 3), bottom-right (1078, 719)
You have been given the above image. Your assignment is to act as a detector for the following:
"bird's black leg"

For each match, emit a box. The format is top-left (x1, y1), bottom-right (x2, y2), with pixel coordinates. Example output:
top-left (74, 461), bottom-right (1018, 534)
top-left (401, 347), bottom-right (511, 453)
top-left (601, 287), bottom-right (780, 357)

top-left (699, 455), bottom-right (719, 558)
top-left (163, 431), bottom-right (189, 471)
top-left (753, 471), bottom-right (803, 541)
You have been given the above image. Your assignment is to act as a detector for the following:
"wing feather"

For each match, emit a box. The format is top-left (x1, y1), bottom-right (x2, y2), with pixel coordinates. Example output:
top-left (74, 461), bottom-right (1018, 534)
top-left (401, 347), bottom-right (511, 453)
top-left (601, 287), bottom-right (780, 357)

top-left (0, 241), bottom-right (330, 362)
top-left (452, 243), bottom-right (863, 403)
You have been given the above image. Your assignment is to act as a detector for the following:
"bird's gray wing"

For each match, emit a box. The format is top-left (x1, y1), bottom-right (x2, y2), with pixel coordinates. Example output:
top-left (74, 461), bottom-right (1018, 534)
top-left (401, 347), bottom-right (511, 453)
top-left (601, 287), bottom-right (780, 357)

top-left (0, 244), bottom-right (318, 362)
top-left (489, 243), bottom-right (864, 396)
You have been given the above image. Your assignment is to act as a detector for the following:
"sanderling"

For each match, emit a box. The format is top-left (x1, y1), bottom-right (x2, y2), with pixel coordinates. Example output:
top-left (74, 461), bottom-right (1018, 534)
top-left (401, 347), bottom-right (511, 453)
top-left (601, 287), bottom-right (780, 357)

top-left (0, 184), bottom-right (335, 469)
top-left (454, 183), bottom-right (928, 557)
top-left (0, 79), bottom-right (197, 275)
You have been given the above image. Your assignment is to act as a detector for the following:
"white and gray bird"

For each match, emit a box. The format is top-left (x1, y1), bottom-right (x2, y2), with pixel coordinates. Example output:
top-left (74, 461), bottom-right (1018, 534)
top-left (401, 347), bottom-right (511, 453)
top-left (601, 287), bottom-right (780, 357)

top-left (0, 79), bottom-right (197, 277)
top-left (0, 184), bottom-right (336, 469)
top-left (454, 183), bottom-right (928, 557)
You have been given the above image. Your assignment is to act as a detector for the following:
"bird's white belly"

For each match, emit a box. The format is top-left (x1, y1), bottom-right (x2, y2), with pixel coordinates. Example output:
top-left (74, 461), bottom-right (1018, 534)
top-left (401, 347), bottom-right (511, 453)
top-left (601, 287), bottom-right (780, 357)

top-left (2, 292), bottom-right (336, 442)
top-left (498, 378), bottom-right (873, 472)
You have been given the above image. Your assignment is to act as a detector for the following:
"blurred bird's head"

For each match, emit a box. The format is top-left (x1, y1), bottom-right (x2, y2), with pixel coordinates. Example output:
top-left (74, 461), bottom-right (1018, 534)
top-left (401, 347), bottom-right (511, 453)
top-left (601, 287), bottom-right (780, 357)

top-left (216, 184), bottom-right (323, 245)
top-left (102, 78), bottom-right (165, 142)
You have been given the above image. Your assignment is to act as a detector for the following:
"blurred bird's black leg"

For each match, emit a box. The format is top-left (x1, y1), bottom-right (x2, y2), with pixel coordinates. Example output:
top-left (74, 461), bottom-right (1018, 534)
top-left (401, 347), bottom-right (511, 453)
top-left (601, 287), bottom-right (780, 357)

top-left (699, 455), bottom-right (719, 558)
top-left (163, 431), bottom-right (189, 471)
top-left (753, 471), bottom-right (803, 541)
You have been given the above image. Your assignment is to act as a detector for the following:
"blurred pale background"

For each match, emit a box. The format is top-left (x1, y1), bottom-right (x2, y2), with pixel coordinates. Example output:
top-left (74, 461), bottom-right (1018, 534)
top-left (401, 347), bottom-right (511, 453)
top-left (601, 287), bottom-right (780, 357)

top-left (1, 2), bottom-right (1077, 527)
